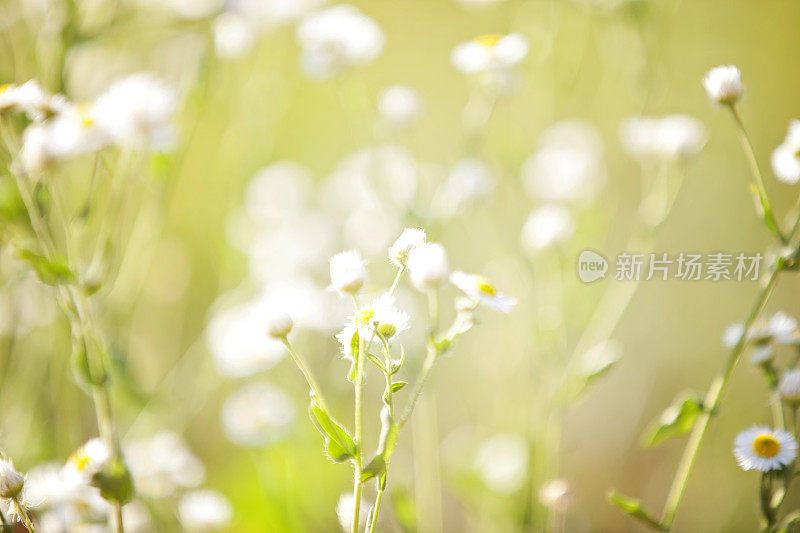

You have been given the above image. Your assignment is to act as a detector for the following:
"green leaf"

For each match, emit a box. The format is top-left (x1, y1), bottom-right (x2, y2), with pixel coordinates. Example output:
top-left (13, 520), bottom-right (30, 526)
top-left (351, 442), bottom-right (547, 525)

top-left (360, 455), bottom-right (386, 483)
top-left (366, 351), bottom-right (387, 373)
top-left (17, 249), bottom-right (75, 286)
top-left (391, 381), bottom-right (407, 393)
top-left (643, 391), bottom-right (703, 448)
top-left (749, 183), bottom-right (784, 241)
top-left (308, 398), bottom-right (357, 463)
top-left (390, 346), bottom-right (406, 375)
top-left (608, 491), bottom-right (666, 531)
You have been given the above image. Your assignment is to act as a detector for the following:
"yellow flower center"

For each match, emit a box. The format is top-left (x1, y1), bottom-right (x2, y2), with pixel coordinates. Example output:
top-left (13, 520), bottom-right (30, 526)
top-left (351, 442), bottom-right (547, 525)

top-left (753, 434), bottom-right (781, 457)
top-left (474, 34), bottom-right (504, 47)
top-left (0, 84), bottom-right (9, 94)
top-left (357, 308), bottom-right (374, 326)
top-left (475, 276), bottom-right (496, 296)
top-left (77, 102), bottom-right (95, 127)
top-left (71, 452), bottom-right (90, 472)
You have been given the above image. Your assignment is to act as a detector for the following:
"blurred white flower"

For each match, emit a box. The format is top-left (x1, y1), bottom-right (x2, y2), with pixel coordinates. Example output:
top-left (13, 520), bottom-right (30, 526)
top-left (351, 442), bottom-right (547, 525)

top-left (65, 438), bottom-right (110, 482)
top-left (722, 322), bottom-right (745, 349)
top-left (779, 369), bottom-right (800, 403)
top-left (474, 434), bottom-right (528, 493)
top-left (91, 73), bottom-right (177, 149)
top-left (138, 0), bottom-right (223, 19)
top-left (330, 250), bottom-right (367, 296)
top-left (266, 310), bottom-right (293, 339)
top-left (407, 242), bottom-right (449, 290)
top-left (221, 382), bottom-right (295, 446)
top-left (335, 492), bottom-right (368, 532)
top-left (178, 490), bottom-right (233, 531)
top-left (0, 271), bottom-right (57, 336)
top-left (125, 431), bottom-right (205, 499)
top-left (432, 158), bottom-right (494, 218)
top-left (245, 162), bottom-right (314, 223)
top-left (450, 271), bottom-right (516, 313)
top-left (539, 478), bottom-right (572, 512)
top-left (771, 120), bottom-right (800, 184)
top-left (335, 322), bottom-right (359, 361)
top-left (213, 12), bottom-right (256, 59)
top-left (0, 80), bottom-right (53, 119)
top-left (620, 115), bottom-right (706, 160)
top-left (122, 501), bottom-right (152, 533)
top-left (0, 459), bottom-right (24, 499)
top-left (297, 5), bottom-right (384, 78)
top-left (703, 65), bottom-right (743, 105)
top-left (522, 120), bottom-right (605, 203)
top-left (451, 33), bottom-right (528, 74)
top-left (389, 227), bottom-right (427, 268)
top-left (230, 0), bottom-right (325, 28)
top-left (378, 85), bottom-right (421, 128)
top-left (206, 298), bottom-right (286, 378)
top-left (734, 426), bottom-right (797, 472)
top-left (522, 204), bottom-right (575, 250)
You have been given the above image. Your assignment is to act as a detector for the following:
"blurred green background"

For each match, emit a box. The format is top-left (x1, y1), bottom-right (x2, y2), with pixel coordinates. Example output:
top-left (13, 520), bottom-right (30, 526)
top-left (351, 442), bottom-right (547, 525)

top-left (2, 0), bottom-right (800, 531)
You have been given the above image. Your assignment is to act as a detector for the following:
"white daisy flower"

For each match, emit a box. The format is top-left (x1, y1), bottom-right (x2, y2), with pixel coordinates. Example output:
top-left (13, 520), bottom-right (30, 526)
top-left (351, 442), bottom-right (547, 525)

top-left (329, 250), bottom-right (367, 296)
top-left (450, 33), bottom-right (528, 75)
top-left (702, 65), bottom-right (743, 105)
top-left (771, 120), bottom-right (800, 185)
top-left (389, 227), bottom-right (427, 268)
top-left (365, 293), bottom-right (410, 339)
top-left (619, 115), bottom-right (706, 160)
top-left (213, 12), bottom-right (256, 59)
top-left (474, 434), bottom-right (528, 493)
top-left (722, 322), bottom-right (745, 349)
top-left (522, 204), bottom-right (575, 250)
top-left (335, 322), bottom-right (359, 361)
top-left (450, 271), bottom-right (516, 313)
top-left (0, 80), bottom-right (53, 119)
top-left (768, 311), bottom-right (798, 344)
top-left (779, 369), bottom-right (800, 403)
top-left (733, 426), bottom-right (797, 472)
top-left (406, 242), bottom-right (449, 290)
top-left (296, 5), bottom-right (384, 79)
top-left (378, 85), bottom-right (421, 128)
top-left (539, 478), bottom-right (571, 512)
top-left (125, 432), bottom-right (205, 499)
top-left (178, 490), bottom-right (233, 531)
top-left (91, 73), bottom-right (177, 149)
top-left (64, 438), bottom-right (110, 482)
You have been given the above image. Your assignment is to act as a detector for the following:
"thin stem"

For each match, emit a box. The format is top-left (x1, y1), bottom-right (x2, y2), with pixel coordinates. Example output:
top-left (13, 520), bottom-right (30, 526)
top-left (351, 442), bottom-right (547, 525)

top-left (368, 486), bottom-right (385, 533)
top-left (389, 267), bottom-right (404, 296)
top-left (282, 339), bottom-right (327, 408)
top-left (352, 295), bottom-right (365, 533)
top-left (727, 104), bottom-right (786, 243)
top-left (660, 266), bottom-right (782, 529)
top-left (11, 497), bottom-right (35, 533)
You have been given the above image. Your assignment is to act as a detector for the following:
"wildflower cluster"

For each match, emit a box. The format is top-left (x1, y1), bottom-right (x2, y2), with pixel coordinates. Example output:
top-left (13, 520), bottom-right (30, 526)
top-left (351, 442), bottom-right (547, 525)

top-left (279, 228), bottom-right (514, 532)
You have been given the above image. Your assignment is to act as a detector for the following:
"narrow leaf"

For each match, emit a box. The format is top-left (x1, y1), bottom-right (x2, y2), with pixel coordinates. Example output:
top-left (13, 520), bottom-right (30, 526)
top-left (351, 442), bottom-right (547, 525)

top-left (608, 491), bottom-right (666, 531)
top-left (308, 398), bottom-right (357, 463)
top-left (643, 391), bottom-right (703, 448)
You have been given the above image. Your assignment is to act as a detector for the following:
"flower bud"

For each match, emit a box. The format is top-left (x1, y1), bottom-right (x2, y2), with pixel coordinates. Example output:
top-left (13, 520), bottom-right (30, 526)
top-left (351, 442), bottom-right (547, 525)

top-left (266, 312), bottom-right (293, 339)
top-left (702, 65), bottom-right (743, 105)
top-left (407, 242), bottom-right (449, 290)
top-left (0, 459), bottom-right (24, 499)
top-left (779, 369), bottom-right (800, 403)
top-left (330, 250), bottom-right (366, 295)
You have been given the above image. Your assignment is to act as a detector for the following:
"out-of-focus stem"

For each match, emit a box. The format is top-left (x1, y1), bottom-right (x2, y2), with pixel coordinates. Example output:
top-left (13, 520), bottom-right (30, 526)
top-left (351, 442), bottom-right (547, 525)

top-left (282, 339), bottom-right (327, 409)
top-left (352, 296), bottom-right (365, 533)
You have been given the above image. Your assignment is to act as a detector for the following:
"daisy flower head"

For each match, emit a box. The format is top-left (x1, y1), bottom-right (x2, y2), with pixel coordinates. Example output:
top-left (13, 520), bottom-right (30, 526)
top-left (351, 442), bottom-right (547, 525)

top-left (91, 73), bottom-right (177, 149)
top-left (702, 65), bottom-right (743, 105)
top-left (266, 310), bottom-right (293, 339)
top-left (0, 80), bottom-right (53, 119)
top-left (65, 437), bottom-right (111, 481)
top-left (733, 426), bottom-right (797, 472)
top-left (329, 250), bottom-right (366, 296)
top-left (406, 242), bottom-right (449, 291)
top-left (450, 33), bottom-right (528, 75)
top-left (366, 293), bottom-right (410, 339)
top-left (779, 369), bottom-right (800, 403)
top-left (378, 85), bottom-right (422, 129)
top-left (521, 204), bottom-right (575, 251)
top-left (296, 5), bottom-right (384, 79)
top-left (771, 120), bottom-right (800, 185)
top-left (450, 271), bottom-right (516, 313)
top-left (335, 322), bottom-right (359, 361)
top-left (389, 227), bottom-right (427, 268)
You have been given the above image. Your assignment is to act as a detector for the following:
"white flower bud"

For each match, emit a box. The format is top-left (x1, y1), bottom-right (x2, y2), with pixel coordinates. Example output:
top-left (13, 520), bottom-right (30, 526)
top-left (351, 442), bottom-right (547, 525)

top-left (0, 459), bottom-right (24, 499)
top-left (779, 369), bottom-right (800, 403)
top-left (702, 65), bottom-right (743, 105)
top-left (389, 227), bottom-right (426, 268)
top-left (266, 312), bottom-right (293, 339)
top-left (406, 242), bottom-right (449, 290)
top-left (329, 250), bottom-right (366, 295)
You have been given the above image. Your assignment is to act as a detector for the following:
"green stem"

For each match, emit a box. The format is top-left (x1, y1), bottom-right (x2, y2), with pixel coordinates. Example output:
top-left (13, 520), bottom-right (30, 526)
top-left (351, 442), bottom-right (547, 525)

top-left (727, 104), bottom-right (786, 243)
top-left (660, 266), bottom-right (782, 529)
top-left (282, 339), bottom-right (327, 409)
top-left (12, 497), bottom-right (35, 533)
top-left (367, 487), bottom-right (385, 533)
top-left (352, 296), bottom-right (365, 533)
